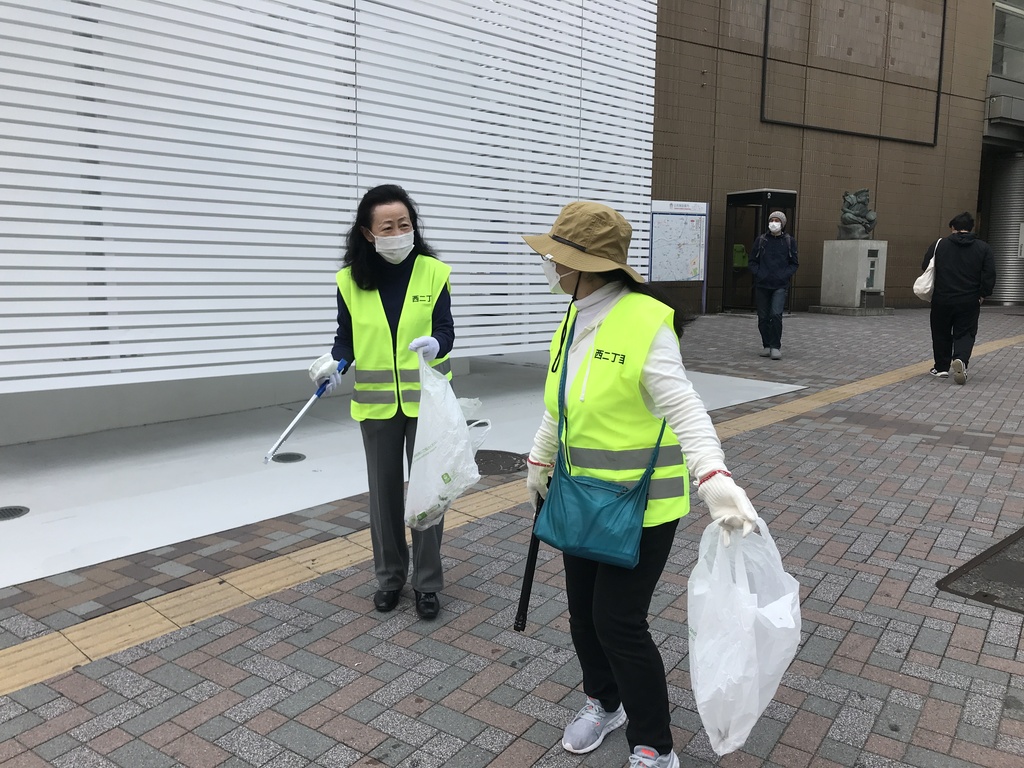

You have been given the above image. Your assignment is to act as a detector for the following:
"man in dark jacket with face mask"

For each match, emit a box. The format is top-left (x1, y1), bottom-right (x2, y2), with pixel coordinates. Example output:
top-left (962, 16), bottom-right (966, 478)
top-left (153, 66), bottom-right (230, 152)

top-left (749, 211), bottom-right (798, 360)
top-left (922, 211), bottom-right (996, 385)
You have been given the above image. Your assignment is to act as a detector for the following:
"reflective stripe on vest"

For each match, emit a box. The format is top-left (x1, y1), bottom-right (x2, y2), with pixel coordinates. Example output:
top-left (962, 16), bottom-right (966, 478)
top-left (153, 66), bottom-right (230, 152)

top-left (586, 475), bottom-right (686, 500)
top-left (353, 359), bottom-right (450, 388)
top-left (354, 369), bottom-right (393, 385)
top-left (337, 256), bottom-right (452, 421)
top-left (569, 446), bottom-right (681, 471)
top-left (544, 293), bottom-right (690, 526)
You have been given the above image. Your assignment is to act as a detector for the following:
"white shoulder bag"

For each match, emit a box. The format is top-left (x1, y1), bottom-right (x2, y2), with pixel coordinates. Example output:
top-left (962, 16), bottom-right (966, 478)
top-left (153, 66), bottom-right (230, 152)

top-left (913, 239), bottom-right (942, 301)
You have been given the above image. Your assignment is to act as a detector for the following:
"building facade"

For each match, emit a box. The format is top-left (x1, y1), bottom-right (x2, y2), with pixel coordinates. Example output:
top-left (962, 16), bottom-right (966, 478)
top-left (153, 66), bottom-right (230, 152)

top-left (3, 1), bottom-right (1021, 444)
top-left (652, 0), bottom-right (1014, 313)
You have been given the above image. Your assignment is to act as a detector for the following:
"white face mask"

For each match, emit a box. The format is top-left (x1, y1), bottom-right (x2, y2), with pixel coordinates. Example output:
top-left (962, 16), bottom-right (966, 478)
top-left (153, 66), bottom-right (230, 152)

top-left (541, 257), bottom-right (569, 295)
top-left (374, 231), bottom-right (415, 264)
top-left (768, 221), bottom-right (783, 235)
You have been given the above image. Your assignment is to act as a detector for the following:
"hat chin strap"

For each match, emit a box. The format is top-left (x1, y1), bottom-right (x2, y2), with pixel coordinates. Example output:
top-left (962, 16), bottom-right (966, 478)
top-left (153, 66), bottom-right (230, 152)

top-left (570, 270), bottom-right (615, 301)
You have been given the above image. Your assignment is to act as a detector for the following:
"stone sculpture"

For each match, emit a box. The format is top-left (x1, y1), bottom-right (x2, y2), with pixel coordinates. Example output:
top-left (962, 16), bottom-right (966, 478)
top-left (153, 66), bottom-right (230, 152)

top-left (837, 188), bottom-right (877, 240)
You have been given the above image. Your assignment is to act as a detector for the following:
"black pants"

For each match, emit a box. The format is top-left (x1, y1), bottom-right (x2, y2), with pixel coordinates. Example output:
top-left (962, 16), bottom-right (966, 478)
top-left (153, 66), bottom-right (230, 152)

top-left (563, 519), bottom-right (679, 754)
top-left (929, 299), bottom-right (981, 371)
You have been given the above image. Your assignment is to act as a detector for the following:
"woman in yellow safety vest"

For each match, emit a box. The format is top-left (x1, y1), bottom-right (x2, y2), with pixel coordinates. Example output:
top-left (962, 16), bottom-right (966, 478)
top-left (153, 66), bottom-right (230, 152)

top-left (308, 184), bottom-right (454, 621)
top-left (522, 202), bottom-right (757, 768)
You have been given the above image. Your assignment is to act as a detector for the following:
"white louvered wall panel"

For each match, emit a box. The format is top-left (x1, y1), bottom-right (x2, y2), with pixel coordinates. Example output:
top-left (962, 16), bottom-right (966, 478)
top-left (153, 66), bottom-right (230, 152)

top-left (0, 0), bottom-right (657, 395)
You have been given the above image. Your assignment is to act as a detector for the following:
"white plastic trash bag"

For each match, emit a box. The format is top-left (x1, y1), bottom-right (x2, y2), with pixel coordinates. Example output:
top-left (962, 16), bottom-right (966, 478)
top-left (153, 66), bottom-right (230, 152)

top-left (457, 397), bottom-right (483, 419)
top-left (405, 353), bottom-right (490, 531)
top-left (688, 517), bottom-right (801, 756)
top-left (457, 398), bottom-right (490, 453)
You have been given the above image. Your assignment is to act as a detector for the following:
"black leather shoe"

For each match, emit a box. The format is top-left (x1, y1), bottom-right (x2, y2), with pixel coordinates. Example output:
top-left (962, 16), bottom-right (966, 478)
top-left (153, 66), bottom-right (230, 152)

top-left (373, 589), bottom-right (400, 613)
top-left (414, 591), bottom-right (440, 620)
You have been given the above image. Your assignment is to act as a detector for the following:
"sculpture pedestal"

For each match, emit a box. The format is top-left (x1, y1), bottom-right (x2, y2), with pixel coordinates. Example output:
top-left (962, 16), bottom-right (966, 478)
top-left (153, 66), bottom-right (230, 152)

top-left (809, 240), bottom-right (894, 316)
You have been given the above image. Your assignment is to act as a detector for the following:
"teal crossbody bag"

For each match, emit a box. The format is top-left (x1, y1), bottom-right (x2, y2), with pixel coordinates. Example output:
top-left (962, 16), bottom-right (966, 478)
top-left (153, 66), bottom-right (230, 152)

top-left (533, 320), bottom-right (666, 568)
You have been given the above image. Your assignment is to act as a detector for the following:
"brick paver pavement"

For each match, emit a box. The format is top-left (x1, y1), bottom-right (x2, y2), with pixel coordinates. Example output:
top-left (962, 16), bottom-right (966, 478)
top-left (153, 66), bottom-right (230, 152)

top-left (2, 307), bottom-right (1024, 768)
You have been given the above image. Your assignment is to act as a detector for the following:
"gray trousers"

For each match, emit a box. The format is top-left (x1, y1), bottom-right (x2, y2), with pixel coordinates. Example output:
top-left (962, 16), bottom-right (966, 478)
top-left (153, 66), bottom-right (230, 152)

top-left (360, 413), bottom-right (444, 593)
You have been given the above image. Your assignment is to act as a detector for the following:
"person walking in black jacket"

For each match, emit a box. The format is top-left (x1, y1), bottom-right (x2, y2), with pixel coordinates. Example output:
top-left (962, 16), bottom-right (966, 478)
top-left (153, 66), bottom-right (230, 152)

top-left (923, 211), bottom-right (996, 385)
top-left (749, 211), bottom-right (798, 360)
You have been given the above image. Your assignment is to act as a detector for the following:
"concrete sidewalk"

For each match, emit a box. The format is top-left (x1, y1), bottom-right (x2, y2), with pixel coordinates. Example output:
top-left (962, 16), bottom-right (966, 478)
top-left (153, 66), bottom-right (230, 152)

top-left (3, 307), bottom-right (1024, 768)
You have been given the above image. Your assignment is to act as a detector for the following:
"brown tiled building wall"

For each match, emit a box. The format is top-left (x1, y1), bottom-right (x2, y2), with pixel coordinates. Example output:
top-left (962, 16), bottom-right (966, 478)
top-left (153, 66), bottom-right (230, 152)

top-left (653, 0), bottom-right (990, 311)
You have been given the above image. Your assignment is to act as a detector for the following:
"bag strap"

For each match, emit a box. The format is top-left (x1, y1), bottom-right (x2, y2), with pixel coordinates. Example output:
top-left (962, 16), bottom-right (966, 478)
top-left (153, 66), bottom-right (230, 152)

top-left (645, 419), bottom-right (668, 474)
top-left (555, 318), bottom-right (575, 470)
top-left (751, 235), bottom-right (765, 264)
top-left (923, 238), bottom-right (941, 273)
top-left (556, 316), bottom-right (667, 477)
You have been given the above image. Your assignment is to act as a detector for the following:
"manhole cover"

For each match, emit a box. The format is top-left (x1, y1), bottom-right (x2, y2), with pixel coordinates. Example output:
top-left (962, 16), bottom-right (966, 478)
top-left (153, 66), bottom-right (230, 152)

top-left (0, 506), bottom-right (29, 521)
top-left (475, 450), bottom-right (527, 475)
top-left (271, 452), bottom-right (306, 464)
top-left (937, 524), bottom-right (1024, 616)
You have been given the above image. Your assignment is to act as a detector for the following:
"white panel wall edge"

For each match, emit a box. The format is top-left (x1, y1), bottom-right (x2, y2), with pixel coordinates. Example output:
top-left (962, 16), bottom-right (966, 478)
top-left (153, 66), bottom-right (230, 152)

top-left (0, 360), bottom-right (472, 447)
top-left (1, 0), bottom-right (657, 444)
top-left (0, 372), bottom-right (335, 447)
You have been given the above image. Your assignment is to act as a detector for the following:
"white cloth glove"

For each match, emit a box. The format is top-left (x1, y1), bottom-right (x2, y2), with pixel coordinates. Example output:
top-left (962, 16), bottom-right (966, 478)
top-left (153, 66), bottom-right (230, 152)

top-left (308, 353), bottom-right (342, 396)
top-left (526, 456), bottom-right (554, 511)
top-left (697, 472), bottom-right (757, 546)
top-left (409, 336), bottom-right (440, 361)
top-left (308, 353), bottom-right (339, 382)
top-left (321, 370), bottom-right (343, 396)
top-left (530, 412), bottom-right (559, 466)
top-left (527, 412), bottom-right (559, 511)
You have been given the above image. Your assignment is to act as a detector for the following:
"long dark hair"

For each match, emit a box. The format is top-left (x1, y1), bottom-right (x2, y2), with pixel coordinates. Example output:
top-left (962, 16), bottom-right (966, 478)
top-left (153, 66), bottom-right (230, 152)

top-left (344, 184), bottom-right (439, 290)
top-left (603, 269), bottom-right (690, 338)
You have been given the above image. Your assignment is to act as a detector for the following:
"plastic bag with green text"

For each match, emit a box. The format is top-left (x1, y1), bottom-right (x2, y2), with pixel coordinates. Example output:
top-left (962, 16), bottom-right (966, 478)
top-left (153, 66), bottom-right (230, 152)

top-left (405, 352), bottom-right (489, 530)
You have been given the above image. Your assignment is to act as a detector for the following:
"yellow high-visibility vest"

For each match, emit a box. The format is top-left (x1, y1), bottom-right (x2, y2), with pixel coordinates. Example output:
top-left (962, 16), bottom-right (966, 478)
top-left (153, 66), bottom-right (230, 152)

top-left (337, 256), bottom-right (451, 421)
top-left (543, 292), bottom-right (690, 526)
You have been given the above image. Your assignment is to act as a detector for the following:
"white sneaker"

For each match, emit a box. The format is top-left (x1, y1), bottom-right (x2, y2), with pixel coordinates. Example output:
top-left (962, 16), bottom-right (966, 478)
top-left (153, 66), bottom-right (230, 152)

top-left (951, 358), bottom-right (967, 385)
top-left (770, 348), bottom-right (782, 360)
top-left (759, 347), bottom-right (771, 357)
top-left (561, 696), bottom-right (626, 754)
top-left (628, 745), bottom-right (680, 768)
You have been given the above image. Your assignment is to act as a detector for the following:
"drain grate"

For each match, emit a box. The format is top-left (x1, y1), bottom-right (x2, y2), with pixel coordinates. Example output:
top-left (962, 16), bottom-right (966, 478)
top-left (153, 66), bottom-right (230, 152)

top-left (0, 506), bottom-right (29, 521)
top-left (271, 452), bottom-right (306, 464)
top-left (937, 524), bottom-right (1024, 616)
top-left (475, 450), bottom-right (527, 476)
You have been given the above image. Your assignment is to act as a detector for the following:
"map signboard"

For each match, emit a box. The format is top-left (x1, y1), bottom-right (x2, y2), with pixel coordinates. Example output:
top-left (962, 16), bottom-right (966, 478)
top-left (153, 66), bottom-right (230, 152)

top-left (649, 201), bottom-right (708, 283)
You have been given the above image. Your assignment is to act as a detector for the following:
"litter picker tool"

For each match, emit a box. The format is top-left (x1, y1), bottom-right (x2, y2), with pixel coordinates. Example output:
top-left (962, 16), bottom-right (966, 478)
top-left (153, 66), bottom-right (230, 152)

top-left (514, 494), bottom-right (543, 632)
top-left (263, 359), bottom-right (347, 464)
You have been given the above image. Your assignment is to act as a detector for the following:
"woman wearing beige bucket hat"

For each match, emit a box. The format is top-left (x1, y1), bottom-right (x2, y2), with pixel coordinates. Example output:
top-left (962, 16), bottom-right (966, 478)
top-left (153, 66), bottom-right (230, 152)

top-left (522, 201), bottom-right (758, 768)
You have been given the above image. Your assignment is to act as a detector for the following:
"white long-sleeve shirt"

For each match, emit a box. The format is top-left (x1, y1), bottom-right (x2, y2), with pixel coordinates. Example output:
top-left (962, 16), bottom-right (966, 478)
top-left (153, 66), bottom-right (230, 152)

top-left (530, 282), bottom-right (728, 481)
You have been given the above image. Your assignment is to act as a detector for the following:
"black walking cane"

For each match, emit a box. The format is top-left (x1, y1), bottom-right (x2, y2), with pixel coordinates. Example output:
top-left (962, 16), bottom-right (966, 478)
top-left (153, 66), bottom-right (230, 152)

top-left (513, 495), bottom-right (543, 632)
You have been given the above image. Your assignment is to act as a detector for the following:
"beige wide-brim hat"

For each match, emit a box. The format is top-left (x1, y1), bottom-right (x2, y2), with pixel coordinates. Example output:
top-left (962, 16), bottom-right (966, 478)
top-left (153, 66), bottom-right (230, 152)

top-left (522, 201), bottom-right (643, 283)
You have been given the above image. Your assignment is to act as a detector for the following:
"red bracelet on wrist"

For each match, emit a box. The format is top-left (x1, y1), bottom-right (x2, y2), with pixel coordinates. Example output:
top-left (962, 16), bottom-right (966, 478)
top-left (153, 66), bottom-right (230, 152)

top-left (527, 458), bottom-right (554, 468)
top-left (698, 469), bottom-right (732, 487)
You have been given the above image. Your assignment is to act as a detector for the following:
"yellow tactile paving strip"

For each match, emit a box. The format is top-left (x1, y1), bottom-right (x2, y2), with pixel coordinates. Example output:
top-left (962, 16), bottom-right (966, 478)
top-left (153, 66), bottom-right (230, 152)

top-left (0, 480), bottom-right (531, 697)
top-left (0, 632), bottom-right (89, 695)
top-left (3, 333), bottom-right (1023, 697)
